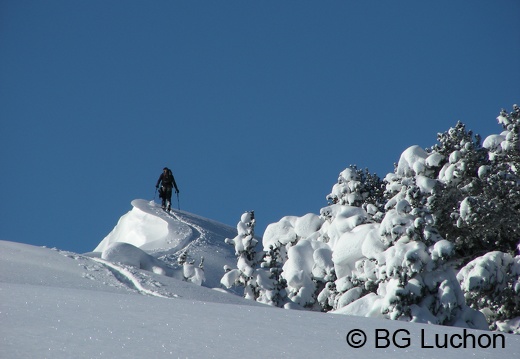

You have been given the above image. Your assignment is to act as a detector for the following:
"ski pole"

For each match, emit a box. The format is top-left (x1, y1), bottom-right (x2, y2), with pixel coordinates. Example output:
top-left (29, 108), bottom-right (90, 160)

top-left (177, 192), bottom-right (180, 210)
top-left (154, 187), bottom-right (157, 201)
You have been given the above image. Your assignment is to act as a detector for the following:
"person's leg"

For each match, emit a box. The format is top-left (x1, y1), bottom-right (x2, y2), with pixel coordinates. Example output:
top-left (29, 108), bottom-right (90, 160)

top-left (166, 188), bottom-right (172, 211)
top-left (161, 187), bottom-right (167, 209)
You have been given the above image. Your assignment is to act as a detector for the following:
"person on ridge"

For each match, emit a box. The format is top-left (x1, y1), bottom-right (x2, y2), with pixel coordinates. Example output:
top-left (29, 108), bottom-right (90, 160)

top-left (156, 167), bottom-right (179, 211)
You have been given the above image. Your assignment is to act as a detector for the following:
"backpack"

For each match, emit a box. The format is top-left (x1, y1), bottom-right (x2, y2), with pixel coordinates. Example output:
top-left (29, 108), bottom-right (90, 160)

top-left (163, 169), bottom-right (173, 185)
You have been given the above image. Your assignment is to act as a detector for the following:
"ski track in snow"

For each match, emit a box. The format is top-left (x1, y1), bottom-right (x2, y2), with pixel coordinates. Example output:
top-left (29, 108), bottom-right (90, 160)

top-left (143, 201), bottom-right (206, 251)
top-left (54, 249), bottom-right (179, 297)
top-left (150, 205), bottom-right (209, 259)
top-left (90, 257), bottom-right (179, 299)
top-left (168, 210), bottom-right (206, 249)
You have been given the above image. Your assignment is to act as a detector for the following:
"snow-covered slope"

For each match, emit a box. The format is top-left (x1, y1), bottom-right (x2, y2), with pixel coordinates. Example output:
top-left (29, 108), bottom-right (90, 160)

top-left (0, 240), bottom-right (256, 305)
top-left (1, 202), bottom-right (519, 358)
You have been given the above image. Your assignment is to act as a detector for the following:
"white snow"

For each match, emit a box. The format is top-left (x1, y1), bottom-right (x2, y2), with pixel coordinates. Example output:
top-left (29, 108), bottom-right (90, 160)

top-left (332, 225), bottom-right (372, 278)
top-left (92, 199), bottom-right (238, 288)
top-left (262, 215), bottom-right (299, 250)
top-left (416, 175), bottom-right (438, 194)
top-left (101, 242), bottom-right (170, 276)
top-left (94, 199), bottom-right (194, 253)
top-left (396, 145), bottom-right (429, 177)
top-left (1, 200), bottom-right (519, 357)
top-left (483, 133), bottom-right (506, 152)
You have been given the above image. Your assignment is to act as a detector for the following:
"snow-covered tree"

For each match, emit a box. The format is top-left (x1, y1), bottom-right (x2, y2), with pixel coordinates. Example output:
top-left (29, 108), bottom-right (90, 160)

top-left (260, 150), bottom-right (481, 324)
top-left (262, 213), bottom-right (327, 309)
top-left (322, 144), bottom-right (478, 324)
top-left (326, 165), bottom-right (385, 222)
top-left (429, 108), bottom-right (520, 257)
top-left (230, 103), bottom-right (520, 333)
top-left (177, 250), bottom-right (205, 286)
top-left (257, 244), bottom-right (288, 307)
top-left (427, 122), bottom-right (490, 256)
top-left (458, 251), bottom-right (520, 332)
top-left (220, 211), bottom-right (267, 300)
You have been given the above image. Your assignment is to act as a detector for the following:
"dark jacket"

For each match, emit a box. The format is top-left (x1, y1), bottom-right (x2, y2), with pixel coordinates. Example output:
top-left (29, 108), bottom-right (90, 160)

top-left (156, 169), bottom-right (179, 192)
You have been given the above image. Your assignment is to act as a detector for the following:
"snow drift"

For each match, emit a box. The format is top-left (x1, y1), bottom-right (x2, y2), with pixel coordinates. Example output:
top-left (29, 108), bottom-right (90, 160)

top-left (92, 199), bottom-right (238, 288)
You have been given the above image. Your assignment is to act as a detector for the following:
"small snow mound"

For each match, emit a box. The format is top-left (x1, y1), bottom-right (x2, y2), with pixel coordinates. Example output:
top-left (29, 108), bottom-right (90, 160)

top-left (294, 213), bottom-right (323, 238)
top-left (396, 145), bottom-right (429, 176)
top-left (425, 152), bottom-right (444, 167)
top-left (101, 242), bottom-right (171, 275)
top-left (416, 175), bottom-right (438, 194)
top-left (482, 134), bottom-right (506, 151)
top-left (262, 216), bottom-right (298, 250)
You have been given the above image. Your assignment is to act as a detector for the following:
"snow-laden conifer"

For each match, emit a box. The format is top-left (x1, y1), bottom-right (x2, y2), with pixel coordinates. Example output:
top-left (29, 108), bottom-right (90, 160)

top-left (458, 251), bottom-right (520, 333)
top-left (220, 211), bottom-right (267, 300)
top-left (178, 250), bottom-right (205, 285)
top-left (218, 104), bottom-right (520, 333)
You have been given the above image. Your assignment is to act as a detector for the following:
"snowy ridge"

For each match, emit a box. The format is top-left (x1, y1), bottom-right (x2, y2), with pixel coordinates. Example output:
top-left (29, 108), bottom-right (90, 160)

top-left (94, 199), bottom-right (196, 253)
top-left (92, 199), bottom-right (238, 288)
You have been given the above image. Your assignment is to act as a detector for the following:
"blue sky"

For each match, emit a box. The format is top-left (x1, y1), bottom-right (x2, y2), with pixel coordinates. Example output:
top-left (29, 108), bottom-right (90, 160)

top-left (1, 1), bottom-right (519, 254)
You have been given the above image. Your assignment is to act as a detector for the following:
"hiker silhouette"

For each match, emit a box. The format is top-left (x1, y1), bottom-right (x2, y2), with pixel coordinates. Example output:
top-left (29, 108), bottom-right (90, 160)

top-left (156, 167), bottom-right (179, 211)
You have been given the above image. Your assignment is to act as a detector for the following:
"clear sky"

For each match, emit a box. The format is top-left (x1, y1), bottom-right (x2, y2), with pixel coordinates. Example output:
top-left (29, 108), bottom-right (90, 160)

top-left (1, 1), bottom-right (519, 254)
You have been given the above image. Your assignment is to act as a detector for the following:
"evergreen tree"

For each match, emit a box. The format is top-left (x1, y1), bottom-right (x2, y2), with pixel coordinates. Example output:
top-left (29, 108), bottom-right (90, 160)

top-left (178, 250), bottom-right (205, 285)
top-left (221, 211), bottom-right (266, 300)
top-left (253, 103), bottom-right (520, 332)
top-left (429, 108), bottom-right (520, 258)
top-left (257, 244), bottom-right (288, 307)
top-left (326, 165), bottom-right (386, 222)
top-left (458, 251), bottom-right (520, 330)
